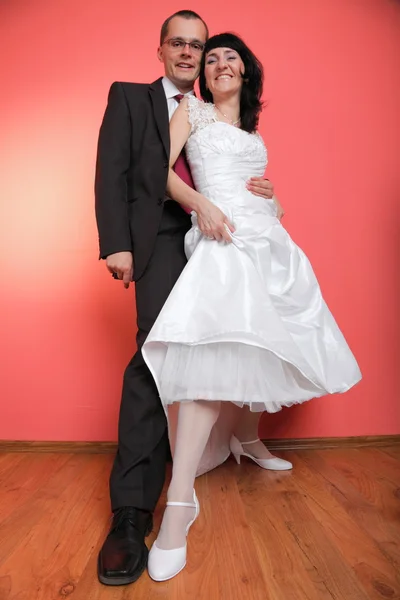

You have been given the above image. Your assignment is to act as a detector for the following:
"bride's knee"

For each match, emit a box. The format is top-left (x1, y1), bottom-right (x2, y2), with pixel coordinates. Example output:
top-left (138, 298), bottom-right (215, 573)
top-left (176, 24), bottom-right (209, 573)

top-left (196, 399), bottom-right (221, 423)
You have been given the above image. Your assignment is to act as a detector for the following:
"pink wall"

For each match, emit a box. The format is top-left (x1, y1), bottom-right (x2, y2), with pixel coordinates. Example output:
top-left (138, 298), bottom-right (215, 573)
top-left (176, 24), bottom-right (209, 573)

top-left (0, 0), bottom-right (399, 442)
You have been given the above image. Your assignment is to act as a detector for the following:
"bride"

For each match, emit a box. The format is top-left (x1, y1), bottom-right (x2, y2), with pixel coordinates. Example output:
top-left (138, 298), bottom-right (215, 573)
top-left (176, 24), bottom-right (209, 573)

top-left (142, 32), bottom-right (362, 581)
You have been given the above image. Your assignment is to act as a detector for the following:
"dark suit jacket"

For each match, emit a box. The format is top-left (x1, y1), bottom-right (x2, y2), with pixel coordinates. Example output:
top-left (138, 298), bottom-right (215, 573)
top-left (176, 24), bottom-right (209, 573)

top-left (95, 78), bottom-right (173, 281)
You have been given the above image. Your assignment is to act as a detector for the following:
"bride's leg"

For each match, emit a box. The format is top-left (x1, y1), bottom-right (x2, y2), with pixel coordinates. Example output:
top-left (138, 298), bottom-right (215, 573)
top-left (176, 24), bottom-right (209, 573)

top-left (156, 400), bottom-right (221, 550)
top-left (233, 406), bottom-right (276, 459)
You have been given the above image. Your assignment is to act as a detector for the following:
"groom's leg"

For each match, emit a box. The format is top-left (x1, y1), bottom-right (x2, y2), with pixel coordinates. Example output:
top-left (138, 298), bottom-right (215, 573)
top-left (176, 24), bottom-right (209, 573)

top-left (110, 340), bottom-right (167, 512)
top-left (110, 203), bottom-right (191, 512)
top-left (98, 205), bottom-right (190, 586)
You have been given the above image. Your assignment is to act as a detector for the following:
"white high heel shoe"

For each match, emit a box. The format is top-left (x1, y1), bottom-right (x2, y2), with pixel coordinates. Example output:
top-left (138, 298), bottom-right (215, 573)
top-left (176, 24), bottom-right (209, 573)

top-left (147, 489), bottom-right (200, 582)
top-left (230, 435), bottom-right (293, 471)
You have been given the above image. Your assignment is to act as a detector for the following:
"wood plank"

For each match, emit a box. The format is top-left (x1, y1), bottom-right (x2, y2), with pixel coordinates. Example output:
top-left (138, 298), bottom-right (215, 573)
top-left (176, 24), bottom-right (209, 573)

top-left (236, 459), bottom-right (369, 600)
top-left (237, 467), bottom-right (336, 599)
top-left (0, 447), bottom-right (399, 598)
top-left (0, 453), bottom-right (71, 524)
top-left (0, 452), bottom-right (25, 477)
top-left (200, 463), bottom-right (269, 600)
top-left (316, 449), bottom-right (400, 531)
top-left (349, 447), bottom-right (400, 486)
top-left (0, 455), bottom-right (112, 597)
top-left (292, 451), bottom-right (400, 598)
top-left (381, 446), bottom-right (400, 461)
top-left (299, 450), bottom-right (400, 571)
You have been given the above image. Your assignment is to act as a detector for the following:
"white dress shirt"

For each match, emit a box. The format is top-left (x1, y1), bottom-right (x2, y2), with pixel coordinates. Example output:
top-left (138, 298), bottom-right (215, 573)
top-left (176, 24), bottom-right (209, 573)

top-left (161, 77), bottom-right (195, 121)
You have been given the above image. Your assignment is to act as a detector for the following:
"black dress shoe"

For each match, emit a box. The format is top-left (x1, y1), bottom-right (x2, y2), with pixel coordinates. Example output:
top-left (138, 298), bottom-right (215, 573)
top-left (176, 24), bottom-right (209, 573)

top-left (97, 506), bottom-right (153, 586)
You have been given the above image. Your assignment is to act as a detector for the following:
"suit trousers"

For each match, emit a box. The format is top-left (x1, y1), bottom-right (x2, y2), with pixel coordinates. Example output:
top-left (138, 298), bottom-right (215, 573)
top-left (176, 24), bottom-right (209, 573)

top-left (109, 202), bottom-right (191, 512)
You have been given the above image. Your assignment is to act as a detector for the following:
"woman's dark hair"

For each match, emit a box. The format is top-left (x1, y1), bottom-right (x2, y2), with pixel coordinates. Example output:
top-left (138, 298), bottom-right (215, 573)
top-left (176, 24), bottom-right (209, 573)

top-left (199, 33), bottom-right (263, 133)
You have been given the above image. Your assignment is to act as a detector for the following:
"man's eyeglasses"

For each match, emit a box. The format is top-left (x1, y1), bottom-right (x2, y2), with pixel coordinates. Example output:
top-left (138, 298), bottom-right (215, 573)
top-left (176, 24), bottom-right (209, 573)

top-left (163, 38), bottom-right (205, 54)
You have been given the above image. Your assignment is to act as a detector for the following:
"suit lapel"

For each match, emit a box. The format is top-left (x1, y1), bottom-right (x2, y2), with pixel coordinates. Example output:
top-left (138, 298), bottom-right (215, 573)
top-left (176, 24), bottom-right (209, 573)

top-left (149, 78), bottom-right (169, 158)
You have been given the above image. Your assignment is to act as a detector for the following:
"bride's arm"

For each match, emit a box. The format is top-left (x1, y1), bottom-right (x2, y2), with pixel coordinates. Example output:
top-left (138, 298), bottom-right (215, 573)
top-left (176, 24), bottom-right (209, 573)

top-left (167, 98), bottom-right (234, 242)
top-left (166, 99), bottom-right (202, 213)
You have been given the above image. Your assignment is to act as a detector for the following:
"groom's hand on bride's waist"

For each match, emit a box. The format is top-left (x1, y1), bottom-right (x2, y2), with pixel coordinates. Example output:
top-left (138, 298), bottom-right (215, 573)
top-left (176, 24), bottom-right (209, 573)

top-left (246, 178), bottom-right (285, 220)
top-left (246, 177), bottom-right (274, 199)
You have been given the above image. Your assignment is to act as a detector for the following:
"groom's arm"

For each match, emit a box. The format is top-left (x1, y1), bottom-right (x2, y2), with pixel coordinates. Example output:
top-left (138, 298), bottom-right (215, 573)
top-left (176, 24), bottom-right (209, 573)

top-left (95, 82), bottom-right (133, 287)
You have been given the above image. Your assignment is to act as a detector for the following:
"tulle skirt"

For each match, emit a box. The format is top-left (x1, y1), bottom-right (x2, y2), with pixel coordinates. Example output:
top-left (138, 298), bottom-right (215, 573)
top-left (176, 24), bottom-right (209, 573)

top-left (143, 210), bottom-right (361, 413)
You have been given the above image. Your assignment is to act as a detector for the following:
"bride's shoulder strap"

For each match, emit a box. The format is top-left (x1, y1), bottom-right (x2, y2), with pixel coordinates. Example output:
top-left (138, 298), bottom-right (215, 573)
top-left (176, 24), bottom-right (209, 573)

top-left (185, 96), bottom-right (216, 134)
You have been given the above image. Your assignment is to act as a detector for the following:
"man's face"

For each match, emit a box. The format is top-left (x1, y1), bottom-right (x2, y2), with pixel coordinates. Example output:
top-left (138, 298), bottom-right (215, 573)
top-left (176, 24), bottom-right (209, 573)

top-left (157, 16), bottom-right (208, 91)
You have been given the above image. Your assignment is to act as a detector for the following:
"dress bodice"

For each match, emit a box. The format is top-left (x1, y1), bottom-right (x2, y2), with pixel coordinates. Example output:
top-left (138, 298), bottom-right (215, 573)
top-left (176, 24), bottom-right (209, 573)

top-left (185, 96), bottom-right (270, 215)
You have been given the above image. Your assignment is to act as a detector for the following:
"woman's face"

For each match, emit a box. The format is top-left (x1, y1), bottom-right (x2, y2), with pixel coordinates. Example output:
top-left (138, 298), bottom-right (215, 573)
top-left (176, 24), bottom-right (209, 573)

top-left (204, 47), bottom-right (245, 100)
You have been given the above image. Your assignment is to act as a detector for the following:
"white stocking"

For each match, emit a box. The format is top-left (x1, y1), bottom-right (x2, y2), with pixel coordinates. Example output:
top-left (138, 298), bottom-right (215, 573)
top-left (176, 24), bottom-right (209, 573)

top-left (156, 400), bottom-right (221, 550)
top-left (234, 407), bottom-right (275, 459)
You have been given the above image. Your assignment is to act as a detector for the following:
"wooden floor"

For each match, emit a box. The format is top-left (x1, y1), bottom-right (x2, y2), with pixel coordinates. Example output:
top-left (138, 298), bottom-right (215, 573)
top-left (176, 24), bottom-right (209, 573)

top-left (0, 447), bottom-right (399, 600)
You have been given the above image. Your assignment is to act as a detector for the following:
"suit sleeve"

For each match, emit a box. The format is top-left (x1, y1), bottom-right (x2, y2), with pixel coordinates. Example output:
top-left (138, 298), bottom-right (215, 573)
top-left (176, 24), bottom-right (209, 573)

top-left (95, 82), bottom-right (132, 259)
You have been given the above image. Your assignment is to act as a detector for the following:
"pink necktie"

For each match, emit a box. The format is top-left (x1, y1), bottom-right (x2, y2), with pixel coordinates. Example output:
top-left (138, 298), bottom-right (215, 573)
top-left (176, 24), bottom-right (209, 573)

top-left (173, 94), bottom-right (194, 214)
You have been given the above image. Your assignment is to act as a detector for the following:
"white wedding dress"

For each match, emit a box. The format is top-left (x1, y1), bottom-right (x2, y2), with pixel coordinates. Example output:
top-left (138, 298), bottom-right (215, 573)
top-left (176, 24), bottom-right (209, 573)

top-left (142, 96), bottom-right (361, 475)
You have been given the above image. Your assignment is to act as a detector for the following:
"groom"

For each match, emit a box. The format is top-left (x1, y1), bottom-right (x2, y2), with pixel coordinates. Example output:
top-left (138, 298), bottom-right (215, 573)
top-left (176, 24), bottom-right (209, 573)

top-left (95, 9), bottom-right (275, 586)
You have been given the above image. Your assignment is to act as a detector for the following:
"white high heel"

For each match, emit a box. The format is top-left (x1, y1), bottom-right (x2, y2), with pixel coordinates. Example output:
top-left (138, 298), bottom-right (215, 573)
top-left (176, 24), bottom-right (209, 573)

top-left (147, 489), bottom-right (200, 582)
top-left (230, 435), bottom-right (293, 471)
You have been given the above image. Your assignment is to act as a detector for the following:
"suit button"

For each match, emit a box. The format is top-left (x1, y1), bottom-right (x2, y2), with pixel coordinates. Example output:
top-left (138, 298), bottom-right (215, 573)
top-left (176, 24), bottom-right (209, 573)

top-left (163, 161), bottom-right (168, 168)
top-left (157, 198), bottom-right (163, 205)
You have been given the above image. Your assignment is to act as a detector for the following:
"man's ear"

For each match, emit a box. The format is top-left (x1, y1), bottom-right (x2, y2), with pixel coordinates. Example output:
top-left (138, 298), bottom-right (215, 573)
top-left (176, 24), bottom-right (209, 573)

top-left (157, 47), bottom-right (163, 62)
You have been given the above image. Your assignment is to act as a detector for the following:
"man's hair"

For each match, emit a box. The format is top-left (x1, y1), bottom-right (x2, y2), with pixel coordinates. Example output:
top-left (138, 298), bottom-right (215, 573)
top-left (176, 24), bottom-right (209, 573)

top-left (160, 10), bottom-right (209, 45)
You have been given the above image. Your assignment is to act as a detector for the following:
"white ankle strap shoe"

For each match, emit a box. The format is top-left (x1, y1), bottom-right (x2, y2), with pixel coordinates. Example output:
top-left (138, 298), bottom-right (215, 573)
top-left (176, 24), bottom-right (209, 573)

top-left (230, 435), bottom-right (293, 471)
top-left (148, 489), bottom-right (200, 582)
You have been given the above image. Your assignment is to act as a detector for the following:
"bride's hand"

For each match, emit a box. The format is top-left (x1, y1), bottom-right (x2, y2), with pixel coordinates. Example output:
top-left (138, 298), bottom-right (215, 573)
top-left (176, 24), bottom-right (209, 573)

top-left (196, 197), bottom-right (235, 243)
